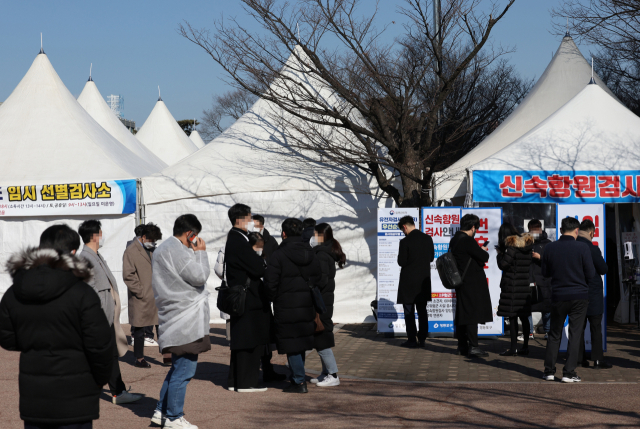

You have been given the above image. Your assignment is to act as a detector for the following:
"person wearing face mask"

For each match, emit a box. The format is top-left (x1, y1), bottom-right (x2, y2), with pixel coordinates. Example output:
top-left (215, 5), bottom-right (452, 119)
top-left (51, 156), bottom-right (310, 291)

top-left (252, 214), bottom-right (279, 261)
top-left (396, 216), bottom-right (434, 349)
top-left (449, 214), bottom-right (492, 358)
top-left (224, 204), bottom-right (273, 393)
top-left (0, 225), bottom-right (114, 429)
top-left (78, 220), bottom-right (142, 405)
top-left (123, 223), bottom-right (163, 368)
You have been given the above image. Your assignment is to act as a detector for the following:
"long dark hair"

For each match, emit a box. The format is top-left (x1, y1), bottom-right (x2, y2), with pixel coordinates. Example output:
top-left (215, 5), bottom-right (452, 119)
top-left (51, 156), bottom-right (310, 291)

top-left (497, 222), bottom-right (520, 254)
top-left (315, 223), bottom-right (346, 268)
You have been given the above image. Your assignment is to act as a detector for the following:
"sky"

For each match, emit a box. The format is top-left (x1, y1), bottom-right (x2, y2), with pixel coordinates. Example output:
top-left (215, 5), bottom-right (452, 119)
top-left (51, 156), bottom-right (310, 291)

top-left (0, 1), bottom-right (593, 128)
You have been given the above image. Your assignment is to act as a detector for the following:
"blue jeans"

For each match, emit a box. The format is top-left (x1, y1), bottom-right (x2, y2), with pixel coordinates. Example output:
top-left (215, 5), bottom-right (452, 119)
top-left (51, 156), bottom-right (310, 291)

top-left (528, 315), bottom-right (534, 334)
top-left (318, 348), bottom-right (339, 375)
top-left (287, 352), bottom-right (306, 384)
top-left (156, 353), bottom-right (198, 420)
top-left (542, 312), bottom-right (551, 333)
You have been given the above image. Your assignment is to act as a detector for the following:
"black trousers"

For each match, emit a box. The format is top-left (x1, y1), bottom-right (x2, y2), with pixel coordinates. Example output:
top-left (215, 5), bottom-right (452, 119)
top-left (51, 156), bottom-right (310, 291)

top-left (456, 323), bottom-right (479, 350)
top-left (578, 313), bottom-right (604, 362)
top-left (228, 345), bottom-right (263, 389)
top-left (403, 303), bottom-right (428, 343)
top-left (544, 299), bottom-right (588, 377)
top-left (25, 423), bottom-right (92, 429)
top-left (261, 346), bottom-right (274, 373)
top-left (109, 326), bottom-right (126, 395)
top-left (131, 325), bottom-right (158, 359)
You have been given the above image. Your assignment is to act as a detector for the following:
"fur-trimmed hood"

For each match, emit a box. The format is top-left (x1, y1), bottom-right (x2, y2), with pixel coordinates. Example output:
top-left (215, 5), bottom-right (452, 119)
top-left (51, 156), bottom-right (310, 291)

top-left (6, 248), bottom-right (93, 303)
top-left (505, 234), bottom-right (534, 248)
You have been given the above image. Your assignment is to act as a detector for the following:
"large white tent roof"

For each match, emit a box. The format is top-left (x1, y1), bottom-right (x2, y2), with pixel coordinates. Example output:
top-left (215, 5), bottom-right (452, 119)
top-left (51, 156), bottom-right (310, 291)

top-left (135, 99), bottom-right (198, 165)
top-left (437, 35), bottom-right (617, 201)
top-left (0, 53), bottom-right (157, 182)
top-left (472, 84), bottom-right (639, 173)
top-left (189, 130), bottom-right (206, 149)
top-left (77, 79), bottom-right (167, 172)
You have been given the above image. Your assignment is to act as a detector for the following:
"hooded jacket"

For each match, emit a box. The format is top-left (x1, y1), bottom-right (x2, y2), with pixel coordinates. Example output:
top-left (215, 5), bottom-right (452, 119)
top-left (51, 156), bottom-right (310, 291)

top-left (265, 236), bottom-right (322, 354)
top-left (497, 234), bottom-right (534, 317)
top-left (313, 241), bottom-right (340, 351)
top-left (0, 248), bottom-right (113, 425)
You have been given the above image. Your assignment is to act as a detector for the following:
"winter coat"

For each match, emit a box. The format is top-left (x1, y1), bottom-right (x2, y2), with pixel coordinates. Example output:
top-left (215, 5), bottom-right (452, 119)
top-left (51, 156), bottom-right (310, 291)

top-left (265, 236), bottom-right (322, 354)
top-left (79, 247), bottom-right (128, 357)
top-left (262, 228), bottom-right (279, 262)
top-left (122, 239), bottom-right (158, 328)
top-left (0, 248), bottom-right (113, 425)
top-left (225, 228), bottom-right (272, 350)
top-left (530, 231), bottom-right (552, 313)
top-left (397, 229), bottom-right (435, 305)
top-left (449, 231), bottom-right (493, 325)
top-left (576, 234), bottom-right (608, 316)
top-left (496, 234), bottom-right (534, 318)
top-left (313, 241), bottom-right (339, 351)
top-left (542, 236), bottom-right (594, 302)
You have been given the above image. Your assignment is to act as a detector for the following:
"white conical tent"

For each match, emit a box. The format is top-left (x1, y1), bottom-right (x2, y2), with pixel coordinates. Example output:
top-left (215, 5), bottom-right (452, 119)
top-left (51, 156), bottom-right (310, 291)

top-left (0, 53), bottom-right (158, 181)
top-left (189, 130), bottom-right (206, 148)
top-left (436, 35), bottom-right (617, 202)
top-left (77, 79), bottom-right (167, 172)
top-left (135, 99), bottom-right (198, 165)
top-left (142, 47), bottom-right (383, 323)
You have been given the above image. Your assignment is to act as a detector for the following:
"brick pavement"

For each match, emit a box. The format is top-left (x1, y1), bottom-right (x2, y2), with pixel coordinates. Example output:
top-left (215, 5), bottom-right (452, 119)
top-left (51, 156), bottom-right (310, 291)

top-left (304, 323), bottom-right (640, 383)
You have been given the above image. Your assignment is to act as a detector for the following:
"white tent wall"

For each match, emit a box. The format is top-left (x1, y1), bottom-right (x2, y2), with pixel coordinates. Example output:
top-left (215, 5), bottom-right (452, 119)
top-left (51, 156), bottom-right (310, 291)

top-left (0, 214), bottom-right (136, 324)
top-left (143, 189), bottom-right (382, 324)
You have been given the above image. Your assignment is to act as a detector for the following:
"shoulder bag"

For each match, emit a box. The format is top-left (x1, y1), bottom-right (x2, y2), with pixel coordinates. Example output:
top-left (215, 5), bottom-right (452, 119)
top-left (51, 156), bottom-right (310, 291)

top-left (215, 262), bottom-right (250, 317)
top-left (435, 239), bottom-right (472, 290)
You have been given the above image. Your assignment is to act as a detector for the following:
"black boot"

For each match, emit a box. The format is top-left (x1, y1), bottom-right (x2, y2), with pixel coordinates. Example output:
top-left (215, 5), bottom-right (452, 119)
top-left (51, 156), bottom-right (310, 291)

top-left (283, 381), bottom-right (308, 393)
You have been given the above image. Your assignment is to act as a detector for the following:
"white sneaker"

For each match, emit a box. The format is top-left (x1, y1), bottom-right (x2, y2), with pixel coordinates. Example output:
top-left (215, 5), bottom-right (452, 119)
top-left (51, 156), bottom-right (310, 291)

top-left (561, 375), bottom-right (581, 383)
top-left (227, 387), bottom-right (235, 392)
top-left (310, 373), bottom-right (327, 384)
top-left (144, 338), bottom-right (159, 347)
top-left (517, 335), bottom-right (524, 342)
top-left (542, 373), bottom-right (555, 381)
top-left (164, 416), bottom-right (198, 429)
top-left (529, 333), bottom-right (535, 339)
top-left (237, 386), bottom-right (268, 393)
top-left (113, 389), bottom-right (143, 404)
top-left (151, 409), bottom-right (166, 426)
top-left (317, 374), bottom-right (340, 387)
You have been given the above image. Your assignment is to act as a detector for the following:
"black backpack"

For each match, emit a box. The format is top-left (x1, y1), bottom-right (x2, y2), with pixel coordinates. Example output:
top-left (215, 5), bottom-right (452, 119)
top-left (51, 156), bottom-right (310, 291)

top-left (435, 240), bottom-right (471, 290)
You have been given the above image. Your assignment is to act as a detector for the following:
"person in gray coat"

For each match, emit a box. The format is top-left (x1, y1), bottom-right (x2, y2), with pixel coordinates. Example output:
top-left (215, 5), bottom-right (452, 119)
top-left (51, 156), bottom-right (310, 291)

top-left (78, 220), bottom-right (142, 405)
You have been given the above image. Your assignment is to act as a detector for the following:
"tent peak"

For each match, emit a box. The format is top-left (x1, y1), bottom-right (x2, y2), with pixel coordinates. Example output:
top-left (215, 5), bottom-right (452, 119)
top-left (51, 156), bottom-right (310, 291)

top-left (39, 32), bottom-right (44, 55)
top-left (88, 63), bottom-right (93, 82)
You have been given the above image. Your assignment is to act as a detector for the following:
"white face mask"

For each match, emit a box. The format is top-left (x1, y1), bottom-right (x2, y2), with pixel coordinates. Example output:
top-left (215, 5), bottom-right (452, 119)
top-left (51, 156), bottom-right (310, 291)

top-left (255, 249), bottom-right (263, 256)
top-left (143, 242), bottom-right (156, 250)
top-left (98, 237), bottom-right (104, 248)
top-left (246, 221), bottom-right (255, 232)
top-left (309, 236), bottom-right (319, 247)
top-left (257, 228), bottom-right (264, 235)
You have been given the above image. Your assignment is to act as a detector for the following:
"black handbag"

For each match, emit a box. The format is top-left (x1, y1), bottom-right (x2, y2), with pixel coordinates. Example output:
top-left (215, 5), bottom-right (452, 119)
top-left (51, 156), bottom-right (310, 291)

top-left (215, 262), bottom-right (250, 317)
top-left (530, 282), bottom-right (543, 305)
top-left (294, 260), bottom-right (327, 315)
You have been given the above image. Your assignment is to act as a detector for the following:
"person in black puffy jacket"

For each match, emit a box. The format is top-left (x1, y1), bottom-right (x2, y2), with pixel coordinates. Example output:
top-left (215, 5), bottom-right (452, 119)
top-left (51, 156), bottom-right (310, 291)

top-left (0, 225), bottom-right (113, 429)
top-left (496, 223), bottom-right (534, 356)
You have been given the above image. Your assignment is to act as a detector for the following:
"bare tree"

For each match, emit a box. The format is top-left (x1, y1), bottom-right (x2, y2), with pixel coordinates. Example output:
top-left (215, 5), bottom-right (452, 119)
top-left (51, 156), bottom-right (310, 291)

top-left (200, 89), bottom-right (258, 141)
top-left (180, 0), bottom-right (517, 207)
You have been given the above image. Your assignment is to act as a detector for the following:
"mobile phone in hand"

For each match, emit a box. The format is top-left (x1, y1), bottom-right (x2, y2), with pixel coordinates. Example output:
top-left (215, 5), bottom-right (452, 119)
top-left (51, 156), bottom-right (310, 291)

top-left (483, 241), bottom-right (490, 248)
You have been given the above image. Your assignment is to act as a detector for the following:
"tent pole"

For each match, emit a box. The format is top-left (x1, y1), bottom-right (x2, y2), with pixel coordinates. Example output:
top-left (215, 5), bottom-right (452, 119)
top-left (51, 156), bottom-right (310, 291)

top-left (136, 179), bottom-right (145, 225)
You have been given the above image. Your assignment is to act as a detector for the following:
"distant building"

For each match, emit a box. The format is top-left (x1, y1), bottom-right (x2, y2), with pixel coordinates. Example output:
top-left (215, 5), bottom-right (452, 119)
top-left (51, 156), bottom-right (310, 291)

top-left (119, 117), bottom-right (136, 133)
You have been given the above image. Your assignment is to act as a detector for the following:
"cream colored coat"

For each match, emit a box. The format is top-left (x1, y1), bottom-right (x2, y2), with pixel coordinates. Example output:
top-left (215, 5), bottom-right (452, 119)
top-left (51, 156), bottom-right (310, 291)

top-left (122, 239), bottom-right (158, 327)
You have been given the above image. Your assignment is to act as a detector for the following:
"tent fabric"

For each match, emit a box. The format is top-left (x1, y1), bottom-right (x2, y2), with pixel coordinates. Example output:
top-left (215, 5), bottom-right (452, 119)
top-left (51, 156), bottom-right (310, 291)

top-left (189, 130), bottom-right (206, 149)
top-left (135, 100), bottom-right (198, 165)
top-left (78, 80), bottom-right (167, 173)
top-left (436, 35), bottom-right (617, 201)
top-left (471, 84), bottom-right (639, 173)
top-left (0, 53), bottom-right (158, 183)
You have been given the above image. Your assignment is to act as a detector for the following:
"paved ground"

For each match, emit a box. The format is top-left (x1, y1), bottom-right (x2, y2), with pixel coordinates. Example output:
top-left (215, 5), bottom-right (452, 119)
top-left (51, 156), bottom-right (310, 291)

top-left (0, 323), bottom-right (639, 428)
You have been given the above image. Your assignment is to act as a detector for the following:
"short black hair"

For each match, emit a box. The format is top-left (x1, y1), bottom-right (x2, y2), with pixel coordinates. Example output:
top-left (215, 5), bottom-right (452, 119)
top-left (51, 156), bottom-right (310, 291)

top-left (142, 223), bottom-right (163, 241)
top-left (134, 224), bottom-right (146, 237)
top-left (527, 219), bottom-right (542, 230)
top-left (40, 224), bottom-right (81, 255)
top-left (252, 214), bottom-right (265, 226)
top-left (78, 220), bottom-right (101, 244)
top-left (247, 232), bottom-right (264, 247)
top-left (302, 218), bottom-right (316, 228)
top-left (579, 219), bottom-right (596, 233)
top-left (397, 215), bottom-right (415, 229)
top-left (282, 218), bottom-right (303, 237)
top-left (560, 217), bottom-right (581, 234)
top-left (228, 204), bottom-right (251, 226)
top-left (460, 214), bottom-right (480, 232)
top-left (173, 214), bottom-right (202, 236)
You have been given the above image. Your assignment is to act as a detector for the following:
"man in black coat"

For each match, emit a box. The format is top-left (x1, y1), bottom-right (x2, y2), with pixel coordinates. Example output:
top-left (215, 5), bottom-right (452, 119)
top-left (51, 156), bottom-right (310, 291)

top-left (528, 219), bottom-right (552, 337)
top-left (576, 219), bottom-right (612, 369)
top-left (0, 225), bottom-right (113, 429)
top-left (542, 216), bottom-right (595, 383)
top-left (396, 215), bottom-right (434, 348)
top-left (450, 214), bottom-right (493, 358)
top-left (301, 218), bottom-right (316, 243)
top-left (252, 214), bottom-right (279, 260)
top-left (265, 218), bottom-right (322, 394)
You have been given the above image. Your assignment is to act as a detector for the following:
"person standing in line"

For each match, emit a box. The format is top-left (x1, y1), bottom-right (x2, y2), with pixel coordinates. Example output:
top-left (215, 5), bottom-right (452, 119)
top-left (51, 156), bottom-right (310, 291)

top-left (450, 214), bottom-right (492, 358)
top-left (151, 214), bottom-right (210, 429)
top-left (252, 214), bottom-right (279, 260)
top-left (126, 224), bottom-right (147, 249)
top-left (496, 223), bottom-right (534, 356)
top-left (542, 217), bottom-right (595, 383)
top-left (528, 219), bottom-right (552, 340)
top-left (396, 215), bottom-right (434, 349)
top-left (78, 220), bottom-right (142, 405)
top-left (225, 204), bottom-right (273, 392)
top-left (301, 218), bottom-right (316, 243)
top-left (576, 219), bottom-right (612, 369)
top-left (265, 218), bottom-right (322, 393)
top-left (0, 225), bottom-right (114, 429)
top-left (309, 223), bottom-right (346, 387)
top-left (123, 223), bottom-right (163, 368)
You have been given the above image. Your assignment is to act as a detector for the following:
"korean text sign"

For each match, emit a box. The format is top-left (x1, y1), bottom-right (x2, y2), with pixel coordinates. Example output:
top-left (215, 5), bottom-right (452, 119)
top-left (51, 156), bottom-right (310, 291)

top-left (556, 204), bottom-right (606, 352)
top-left (0, 180), bottom-right (137, 216)
top-left (377, 208), bottom-right (420, 333)
top-left (473, 170), bottom-right (640, 203)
